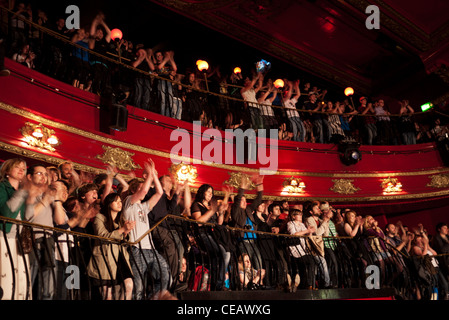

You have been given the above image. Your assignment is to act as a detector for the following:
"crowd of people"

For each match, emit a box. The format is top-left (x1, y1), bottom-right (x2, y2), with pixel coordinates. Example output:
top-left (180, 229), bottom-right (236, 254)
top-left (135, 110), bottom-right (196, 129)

top-left (1, 3), bottom-right (448, 147)
top-left (1, 156), bottom-right (448, 300)
top-left (1, 2), bottom-right (449, 301)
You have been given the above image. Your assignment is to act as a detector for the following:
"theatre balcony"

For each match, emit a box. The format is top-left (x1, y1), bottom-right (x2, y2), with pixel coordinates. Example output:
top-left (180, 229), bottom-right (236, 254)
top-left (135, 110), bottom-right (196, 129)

top-left (1, 2), bottom-right (449, 302)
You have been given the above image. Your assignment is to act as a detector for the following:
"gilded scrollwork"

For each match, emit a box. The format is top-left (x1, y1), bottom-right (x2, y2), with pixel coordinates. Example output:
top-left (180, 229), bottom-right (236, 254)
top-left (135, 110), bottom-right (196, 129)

top-left (96, 145), bottom-right (141, 171)
top-left (427, 174), bottom-right (449, 188)
top-left (224, 172), bottom-right (256, 190)
top-left (330, 179), bottom-right (360, 195)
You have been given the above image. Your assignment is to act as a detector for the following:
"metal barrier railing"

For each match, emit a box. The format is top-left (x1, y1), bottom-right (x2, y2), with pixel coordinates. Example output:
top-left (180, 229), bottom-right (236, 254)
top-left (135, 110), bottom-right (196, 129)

top-left (2, 214), bottom-right (446, 300)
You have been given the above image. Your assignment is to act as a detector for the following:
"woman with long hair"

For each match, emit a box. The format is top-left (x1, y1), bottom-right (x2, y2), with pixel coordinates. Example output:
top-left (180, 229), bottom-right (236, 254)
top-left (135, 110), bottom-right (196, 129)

top-left (0, 158), bottom-right (32, 300)
top-left (87, 192), bottom-right (135, 300)
top-left (190, 184), bottom-right (230, 291)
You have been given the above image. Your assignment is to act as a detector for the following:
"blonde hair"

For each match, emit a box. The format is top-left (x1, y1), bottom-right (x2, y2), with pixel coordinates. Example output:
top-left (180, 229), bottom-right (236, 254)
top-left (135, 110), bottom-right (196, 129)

top-left (0, 158), bottom-right (26, 181)
top-left (363, 215), bottom-right (373, 230)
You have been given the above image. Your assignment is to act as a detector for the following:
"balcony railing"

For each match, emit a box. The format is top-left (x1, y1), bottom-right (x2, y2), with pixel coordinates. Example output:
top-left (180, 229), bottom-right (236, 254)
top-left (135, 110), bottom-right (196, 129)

top-left (0, 214), bottom-right (444, 300)
top-left (0, 5), bottom-right (438, 146)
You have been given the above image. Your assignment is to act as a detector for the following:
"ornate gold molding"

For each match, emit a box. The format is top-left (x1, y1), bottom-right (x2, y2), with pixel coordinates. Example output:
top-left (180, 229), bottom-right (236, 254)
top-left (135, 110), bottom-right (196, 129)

top-left (223, 172), bottom-right (256, 190)
top-left (96, 145), bottom-right (141, 171)
top-left (2, 102), bottom-right (449, 179)
top-left (427, 173), bottom-right (449, 188)
top-left (2, 140), bottom-right (449, 202)
top-left (330, 179), bottom-right (360, 195)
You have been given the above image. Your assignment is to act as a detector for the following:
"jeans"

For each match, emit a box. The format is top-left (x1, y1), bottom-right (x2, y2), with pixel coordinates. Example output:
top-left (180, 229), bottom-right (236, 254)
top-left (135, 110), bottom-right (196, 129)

top-left (172, 97), bottom-right (183, 120)
top-left (324, 248), bottom-right (339, 287)
top-left (322, 118), bottom-right (331, 143)
top-left (130, 246), bottom-right (170, 300)
top-left (289, 117), bottom-right (306, 142)
top-left (199, 232), bottom-right (230, 290)
top-left (134, 77), bottom-right (152, 110)
top-left (30, 236), bottom-right (56, 300)
top-left (157, 79), bottom-right (174, 117)
top-left (313, 118), bottom-right (324, 144)
top-left (365, 122), bottom-right (377, 145)
top-left (313, 255), bottom-right (331, 288)
top-left (248, 107), bottom-right (263, 130)
top-left (402, 132), bottom-right (416, 145)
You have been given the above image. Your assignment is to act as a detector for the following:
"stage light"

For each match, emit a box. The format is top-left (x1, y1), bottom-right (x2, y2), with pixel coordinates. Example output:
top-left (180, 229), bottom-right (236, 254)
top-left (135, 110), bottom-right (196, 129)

top-left (234, 67), bottom-right (241, 74)
top-left (344, 87), bottom-right (354, 96)
top-left (421, 102), bottom-right (433, 112)
top-left (196, 60), bottom-right (209, 72)
top-left (110, 28), bottom-right (123, 41)
top-left (274, 79), bottom-right (284, 88)
top-left (338, 139), bottom-right (362, 166)
top-left (196, 60), bottom-right (209, 91)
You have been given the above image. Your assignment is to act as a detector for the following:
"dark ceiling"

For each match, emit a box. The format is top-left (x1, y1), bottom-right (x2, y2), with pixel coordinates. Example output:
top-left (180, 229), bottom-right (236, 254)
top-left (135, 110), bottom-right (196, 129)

top-left (148, 0), bottom-right (449, 109)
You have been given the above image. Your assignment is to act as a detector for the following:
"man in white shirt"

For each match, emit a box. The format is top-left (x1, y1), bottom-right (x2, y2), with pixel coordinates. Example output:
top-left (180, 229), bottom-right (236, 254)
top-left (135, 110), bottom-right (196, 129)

top-left (26, 165), bottom-right (67, 300)
top-left (122, 159), bottom-right (170, 299)
top-left (284, 80), bottom-right (305, 142)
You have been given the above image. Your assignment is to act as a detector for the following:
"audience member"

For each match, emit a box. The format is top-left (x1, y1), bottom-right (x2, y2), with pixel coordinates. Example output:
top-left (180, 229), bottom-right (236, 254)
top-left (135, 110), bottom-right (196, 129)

top-left (26, 165), bottom-right (67, 300)
top-left (303, 92), bottom-right (324, 143)
top-left (0, 158), bottom-right (31, 300)
top-left (88, 12), bottom-right (112, 95)
top-left (286, 209), bottom-right (316, 291)
top-left (241, 71), bottom-right (264, 130)
top-left (357, 97), bottom-right (377, 145)
top-left (191, 184), bottom-right (230, 291)
top-left (153, 50), bottom-right (177, 118)
top-left (411, 230), bottom-right (449, 299)
top-left (284, 80), bottom-right (305, 142)
top-left (432, 222), bottom-right (449, 284)
top-left (399, 99), bottom-right (416, 145)
top-left (69, 27), bottom-right (91, 90)
top-left (231, 174), bottom-right (264, 273)
top-left (87, 193), bottom-right (135, 300)
top-left (303, 201), bottom-right (331, 288)
top-left (122, 159), bottom-right (170, 299)
top-left (238, 253), bottom-right (265, 289)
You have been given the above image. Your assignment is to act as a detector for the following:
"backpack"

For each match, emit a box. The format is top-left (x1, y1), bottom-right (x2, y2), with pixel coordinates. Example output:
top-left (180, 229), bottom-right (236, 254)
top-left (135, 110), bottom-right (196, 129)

top-left (188, 266), bottom-right (210, 291)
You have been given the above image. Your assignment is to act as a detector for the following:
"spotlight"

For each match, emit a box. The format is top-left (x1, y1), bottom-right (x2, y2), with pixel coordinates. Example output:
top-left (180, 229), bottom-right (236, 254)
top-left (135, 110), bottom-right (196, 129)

top-left (338, 139), bottom-right (362, 165)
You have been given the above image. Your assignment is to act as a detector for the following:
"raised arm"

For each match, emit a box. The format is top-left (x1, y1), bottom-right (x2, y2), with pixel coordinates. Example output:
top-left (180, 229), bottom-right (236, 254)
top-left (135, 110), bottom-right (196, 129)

top-left (143, 161), bottom-right (163, 211)
top-left (292, 80), bottom-right (301, 101)
top-left (129, 160), bottom-right (154, 205)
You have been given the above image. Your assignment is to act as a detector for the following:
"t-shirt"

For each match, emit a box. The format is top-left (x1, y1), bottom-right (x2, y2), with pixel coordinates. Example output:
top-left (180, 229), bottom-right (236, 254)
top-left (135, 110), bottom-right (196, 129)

top-left (374, 106), bottom-right (390, 121)
top-left (31, 195), bottom-right (54, 239)
top-left (285, 97), bottom-right (299, 118)
top-left (241, 88), bottom-right (259, 109)
top-left (122, 195), bottom-right (155, 249)
top-left (303, 100), bottom-right (320, 120)
top-left (260, 100), bottom-right (275, 117)
top-left (287, 221), bottom-right (307, 257)
top-left (244, 217), bottom-right (257, 240)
